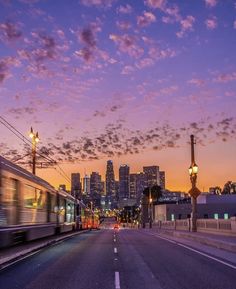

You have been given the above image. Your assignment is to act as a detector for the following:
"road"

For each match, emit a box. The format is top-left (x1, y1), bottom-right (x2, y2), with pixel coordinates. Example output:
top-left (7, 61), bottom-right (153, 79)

top-left (0, 228), bottom-right (236, 289)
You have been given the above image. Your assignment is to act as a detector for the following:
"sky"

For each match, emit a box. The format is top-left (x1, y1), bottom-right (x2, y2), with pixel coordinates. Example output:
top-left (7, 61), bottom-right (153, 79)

top-left (0, 0), bottom-right (236, 192)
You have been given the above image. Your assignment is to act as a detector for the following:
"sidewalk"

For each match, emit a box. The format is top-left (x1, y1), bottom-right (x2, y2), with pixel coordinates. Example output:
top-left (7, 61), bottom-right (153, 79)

top-left (151, 227), bottom-right (236, 253)
top-left (0, 230), bottom-right (88, 269)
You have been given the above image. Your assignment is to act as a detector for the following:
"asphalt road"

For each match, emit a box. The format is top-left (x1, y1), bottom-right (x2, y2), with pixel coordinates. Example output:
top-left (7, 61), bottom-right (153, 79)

top-left (0, 228), bottom-right (236, 289)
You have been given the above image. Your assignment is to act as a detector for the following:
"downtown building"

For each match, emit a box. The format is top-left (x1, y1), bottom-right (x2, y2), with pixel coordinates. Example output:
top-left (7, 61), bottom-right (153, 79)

top-left (105, 160), bottom-right (116, 197)
top-left (90, 172), bottom-right (102, 208)
top-left (83, 174), bottom-right (90, 196)
top-left (136, 172), bottom-right (147, 201)
top-left (119, 164), bottom-right (130, 199)
top-left (71, 173), bottom-right (82, 199)
top-left (129, 173), bottom-right (137, 199)
top-left (143, 166), bottom-right (160, 187)
top-left (129, 172), bottom-right (147, 202)
top-left (159, 171), bottom-right (166, 190)
top-left (105, 160), bottom-right (116, 208)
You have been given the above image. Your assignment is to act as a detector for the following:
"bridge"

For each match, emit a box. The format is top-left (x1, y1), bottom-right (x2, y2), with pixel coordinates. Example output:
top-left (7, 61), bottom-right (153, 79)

top-left (0, 217), bottom-right (236, 289)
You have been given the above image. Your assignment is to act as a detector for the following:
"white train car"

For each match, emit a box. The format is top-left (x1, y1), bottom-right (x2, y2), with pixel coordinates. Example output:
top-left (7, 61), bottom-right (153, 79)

top-left (0, 155), bottom-right (76, 248)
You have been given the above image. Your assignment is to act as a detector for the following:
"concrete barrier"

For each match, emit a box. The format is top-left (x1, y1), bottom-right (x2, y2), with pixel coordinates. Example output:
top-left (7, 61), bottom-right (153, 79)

top-left (155, 217), bottom-right (236, 236)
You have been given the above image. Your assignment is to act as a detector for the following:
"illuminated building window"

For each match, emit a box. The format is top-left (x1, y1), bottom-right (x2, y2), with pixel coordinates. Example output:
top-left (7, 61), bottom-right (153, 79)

top-left (224, 213), bottom-right (229, 220)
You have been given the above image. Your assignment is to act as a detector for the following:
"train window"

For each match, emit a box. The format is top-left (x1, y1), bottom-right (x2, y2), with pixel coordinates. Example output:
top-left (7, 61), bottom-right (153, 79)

top-left (58, 197), bottom-right (65, 223)
top-left (1, 177), bottom-right (17, 203)
top-left (50, 194), bottom-right (57, 213)
top-left (24, 185), bottom-right (45, 209)
top-left (66, 202), bottom-right (75, 223)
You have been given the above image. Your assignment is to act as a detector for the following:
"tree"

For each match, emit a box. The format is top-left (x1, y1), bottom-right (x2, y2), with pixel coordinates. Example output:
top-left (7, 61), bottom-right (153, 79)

top-left (143, 185), bottom-right (162, 202)
top-left (222, 181), bottom-right (236, 194)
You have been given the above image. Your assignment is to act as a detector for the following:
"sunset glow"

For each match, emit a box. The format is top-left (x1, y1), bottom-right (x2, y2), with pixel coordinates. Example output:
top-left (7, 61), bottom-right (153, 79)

top-left (0, 0), bottom-right (235, 192)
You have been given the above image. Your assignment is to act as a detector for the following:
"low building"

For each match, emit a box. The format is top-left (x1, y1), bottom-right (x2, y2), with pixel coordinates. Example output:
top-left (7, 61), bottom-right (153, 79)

top-left (154, 194), bottom-right (236, 221)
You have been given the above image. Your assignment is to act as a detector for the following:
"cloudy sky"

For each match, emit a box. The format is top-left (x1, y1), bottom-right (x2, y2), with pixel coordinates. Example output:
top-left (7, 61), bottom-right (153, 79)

top-left (0, 0), bottom-right (235, 192)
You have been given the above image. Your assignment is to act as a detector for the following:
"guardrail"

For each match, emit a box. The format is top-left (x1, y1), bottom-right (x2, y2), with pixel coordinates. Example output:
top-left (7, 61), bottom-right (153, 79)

top-left (153, 217), bottom-right (236, 236)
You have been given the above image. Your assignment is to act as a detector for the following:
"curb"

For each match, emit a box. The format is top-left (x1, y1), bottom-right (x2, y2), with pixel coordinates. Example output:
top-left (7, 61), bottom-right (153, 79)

top-left (0, 230), bottom-right (89, 270)
top-left (158, 230), bottom-right (236, 253)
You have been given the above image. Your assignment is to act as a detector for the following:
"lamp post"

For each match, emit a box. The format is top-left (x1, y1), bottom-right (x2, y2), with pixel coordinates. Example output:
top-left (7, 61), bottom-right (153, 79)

top-left (90, 201), bottom-right (94, 229)
top-left (188, 134), bottom-right (201, 232)
top-left (149, 187), bottom-right (153, 229)
top-left (29, 127), bottom-right (39, 175)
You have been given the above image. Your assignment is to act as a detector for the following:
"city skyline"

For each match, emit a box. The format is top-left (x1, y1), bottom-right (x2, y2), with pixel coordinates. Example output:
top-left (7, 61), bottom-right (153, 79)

top-left (0, 0), bottom-right (235, 192)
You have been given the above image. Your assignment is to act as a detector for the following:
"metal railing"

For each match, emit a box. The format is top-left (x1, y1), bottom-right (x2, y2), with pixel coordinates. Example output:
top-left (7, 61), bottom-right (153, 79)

top-left (152, 217), bottom-right (236, 236)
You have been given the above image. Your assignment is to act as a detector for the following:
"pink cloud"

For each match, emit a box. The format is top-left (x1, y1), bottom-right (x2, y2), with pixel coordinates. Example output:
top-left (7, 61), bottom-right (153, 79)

top-left (80, 0), bottom-right (116, 7)
top-left (213, 72), bottom-right (236, 83)
top-left (148, 46), bottom-right (176, 60)
top-left (205, 16), bottom-right (217, 30)
top-left (109, 34), bottom-right (144, 58)
top-left (0, 21), bottom-right (22, 42)
top-left (145, 0), bottom-right (166, 10)
top-left (225, 91), bottom-right (235, 97)
top-left (121, 65), bottom-right (135, 75)
top-left (162, 4), bottom-right (181, 23)
top-left (160, 85), bottom-right (178, 95)
top-left (116, 21), bottom-right (131, 30)
top-left (0, 56), bottom-right (21, 83)
top-left (137, 11), bottom-right (156, 27)
top-left (205, 0), bottom-right (217, 8)
top-left (116, 4), bottom-right (133, 14)
top-left (136, 58), bottom-right (155, 69)
top-left (188, 78), bottom-right (205, 86)
top-left (165, 5), bottom-right (181, 19)
top-left (176, 15), bottom-right (195, 38)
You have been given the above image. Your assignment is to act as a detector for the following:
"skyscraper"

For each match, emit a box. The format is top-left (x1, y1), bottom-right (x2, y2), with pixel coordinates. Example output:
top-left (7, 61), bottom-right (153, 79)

top-left (90, 172), bottom-right (102, 208)
top-left (143, 166), bottom-right (160, 187)
top-left (90, 172), bottom-right (102, 197)
top-left (136, 172), bottom-right (147, 201)
top-left (105, 160), bottom-right (115, 197)
top-left (119, 164), bottom-right (130, 199)
top-left (129, 173), bottom-right (137, 199)
top-left (159, 171), bottom-right (166, 190)
top-left (71, 173), bottom-right (81, 199)
top-left (83, 175), bottom-right (90, 195)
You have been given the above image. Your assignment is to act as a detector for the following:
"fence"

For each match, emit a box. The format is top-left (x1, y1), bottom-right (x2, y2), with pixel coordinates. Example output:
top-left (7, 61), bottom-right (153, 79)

top-left (153, 217), bottom-right (236, 236)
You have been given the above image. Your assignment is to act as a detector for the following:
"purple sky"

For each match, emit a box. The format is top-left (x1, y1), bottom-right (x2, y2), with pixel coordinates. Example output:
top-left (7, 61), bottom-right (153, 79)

top-left (0, 0), bottom-right (236, 191)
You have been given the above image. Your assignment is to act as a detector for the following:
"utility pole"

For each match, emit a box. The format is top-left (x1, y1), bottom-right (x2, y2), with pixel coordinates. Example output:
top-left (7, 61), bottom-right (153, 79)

top-left (29, 127), bottom-right (39, 175)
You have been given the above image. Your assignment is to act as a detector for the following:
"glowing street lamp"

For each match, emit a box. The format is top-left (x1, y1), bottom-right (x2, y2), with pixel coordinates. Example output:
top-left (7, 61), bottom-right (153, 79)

top-left (29, 127), bottom-right (39, 175)
top-left (188, 135), bottom-right (201, 232)
top-left (149, 187), bottom-right (153, 229)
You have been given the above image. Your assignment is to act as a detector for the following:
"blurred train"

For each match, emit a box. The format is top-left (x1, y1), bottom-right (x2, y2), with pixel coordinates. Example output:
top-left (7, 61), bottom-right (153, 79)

top-left (0, 155), bottom-right (99, 248)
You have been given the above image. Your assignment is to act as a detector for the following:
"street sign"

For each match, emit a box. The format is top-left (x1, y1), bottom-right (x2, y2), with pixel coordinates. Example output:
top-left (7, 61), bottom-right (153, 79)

top-left (188, 187), bottom-right (201, 198)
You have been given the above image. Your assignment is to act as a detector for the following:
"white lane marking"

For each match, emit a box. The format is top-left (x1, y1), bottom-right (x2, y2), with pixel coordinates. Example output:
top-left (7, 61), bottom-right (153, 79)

top-left (115, 271), bottom-right (120, 289)
top-left (114, 258), bottom-right (118, 261)
top-left (177, 243), bottom-right (236, 270)
top-left (114, 247), bottom-right (118, 253)
top-left (149, 233), bottom-right (176, 244)
top-left (150, 233), bottom-right (236, 270)
top-left (114, 238), bottom-right (116, 242)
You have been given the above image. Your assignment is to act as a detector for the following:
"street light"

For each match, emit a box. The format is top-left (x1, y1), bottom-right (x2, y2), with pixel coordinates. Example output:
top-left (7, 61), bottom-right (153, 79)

top-left (90, 201), bottom-right (94, 229)
top-left (29, 127), bottom-right (39, 175)
top-left (188, 135), bottom-right (201, 232)
top-left (149, 187), bottom-right (152, 229)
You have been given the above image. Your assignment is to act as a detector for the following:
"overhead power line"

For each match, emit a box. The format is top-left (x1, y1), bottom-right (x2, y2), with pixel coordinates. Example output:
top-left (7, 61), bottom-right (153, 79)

top-left (0, 115), bottom-right (71, 184)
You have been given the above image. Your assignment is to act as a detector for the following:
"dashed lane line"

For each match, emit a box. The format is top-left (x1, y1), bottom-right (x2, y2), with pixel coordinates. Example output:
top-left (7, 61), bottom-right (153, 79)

top-left (115, 271), bottom-right (120, 289)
